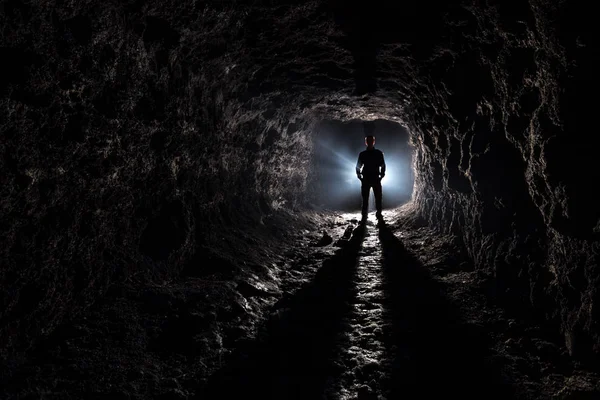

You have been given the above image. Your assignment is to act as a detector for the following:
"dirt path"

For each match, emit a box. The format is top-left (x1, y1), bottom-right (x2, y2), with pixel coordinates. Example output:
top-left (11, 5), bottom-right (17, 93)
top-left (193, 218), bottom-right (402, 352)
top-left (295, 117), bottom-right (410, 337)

top-left (200, 213), bottom-right (510, 399)
top-left (200, 211), bottom-right (600, 400)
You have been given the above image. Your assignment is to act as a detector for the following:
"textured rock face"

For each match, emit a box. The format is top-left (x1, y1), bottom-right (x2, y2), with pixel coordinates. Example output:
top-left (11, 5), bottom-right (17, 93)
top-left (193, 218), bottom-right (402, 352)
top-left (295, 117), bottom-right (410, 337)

top-left (1, 0), bottom-right (598, 359)
top-left (0, 1), bottom-right (314, 356)
top-left (406, 1), bottom-right (600, 358)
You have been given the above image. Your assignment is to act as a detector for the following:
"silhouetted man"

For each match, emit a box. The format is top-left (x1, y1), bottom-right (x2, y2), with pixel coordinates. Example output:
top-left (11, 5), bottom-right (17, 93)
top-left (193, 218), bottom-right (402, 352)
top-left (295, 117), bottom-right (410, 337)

top-left (356, 135), bottom-right (386, 220)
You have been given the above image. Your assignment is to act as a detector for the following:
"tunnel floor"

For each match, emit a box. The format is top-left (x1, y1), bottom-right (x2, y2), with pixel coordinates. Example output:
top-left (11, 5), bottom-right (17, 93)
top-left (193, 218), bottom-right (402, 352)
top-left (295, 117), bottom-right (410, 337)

top-left (2, 207), bottom-right (599, 399)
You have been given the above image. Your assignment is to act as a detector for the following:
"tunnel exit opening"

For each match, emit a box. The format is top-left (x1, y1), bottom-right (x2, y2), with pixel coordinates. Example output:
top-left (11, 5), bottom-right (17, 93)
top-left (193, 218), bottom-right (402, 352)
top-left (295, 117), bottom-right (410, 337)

top-left (307, 119), bottom-right (415, 212)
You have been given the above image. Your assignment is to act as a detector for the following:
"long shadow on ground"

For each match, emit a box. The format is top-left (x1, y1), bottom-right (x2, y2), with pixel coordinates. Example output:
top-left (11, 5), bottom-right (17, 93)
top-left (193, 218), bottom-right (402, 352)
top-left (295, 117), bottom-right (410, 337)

top-left (199, 224), bottom-right (367, 400)
top-left (377, 222), bottom-right (515, 398)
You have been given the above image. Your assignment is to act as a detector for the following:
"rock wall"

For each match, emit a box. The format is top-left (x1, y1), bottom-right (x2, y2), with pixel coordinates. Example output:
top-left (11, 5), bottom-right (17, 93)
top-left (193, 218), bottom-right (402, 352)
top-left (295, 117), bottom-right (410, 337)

top-left (0, 1), bottom-right (313, 357)
top-left (405, 1), bottom-right (600, 358)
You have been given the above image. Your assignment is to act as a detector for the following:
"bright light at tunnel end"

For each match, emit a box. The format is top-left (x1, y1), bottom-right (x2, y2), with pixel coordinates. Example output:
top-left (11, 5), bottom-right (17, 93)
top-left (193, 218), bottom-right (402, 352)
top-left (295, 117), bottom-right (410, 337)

top-left (346, 160), bottom-right (402, 189)
top-left (314, 121), bottom-right (414, 210)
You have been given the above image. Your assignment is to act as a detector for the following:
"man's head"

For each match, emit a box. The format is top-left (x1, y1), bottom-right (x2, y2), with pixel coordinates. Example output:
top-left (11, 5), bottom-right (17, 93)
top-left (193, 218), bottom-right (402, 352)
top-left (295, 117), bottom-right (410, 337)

top-left (365, 135), bottom-right (375, 148)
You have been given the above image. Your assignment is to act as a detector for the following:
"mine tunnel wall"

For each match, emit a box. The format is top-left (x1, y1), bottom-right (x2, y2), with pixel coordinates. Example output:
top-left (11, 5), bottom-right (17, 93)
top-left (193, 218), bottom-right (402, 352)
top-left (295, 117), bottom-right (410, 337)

top-left (407, 1), bottom-right (600, 358)
top-left (0, 2), bottom-right (313, 357)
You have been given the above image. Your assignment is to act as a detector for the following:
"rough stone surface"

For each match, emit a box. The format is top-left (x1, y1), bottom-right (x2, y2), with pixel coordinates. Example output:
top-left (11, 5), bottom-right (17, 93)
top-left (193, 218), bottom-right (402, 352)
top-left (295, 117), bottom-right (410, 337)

top-left (404, 1), bottom-right (600, 359)
top-left (0, 0), bottom-right (598, 370)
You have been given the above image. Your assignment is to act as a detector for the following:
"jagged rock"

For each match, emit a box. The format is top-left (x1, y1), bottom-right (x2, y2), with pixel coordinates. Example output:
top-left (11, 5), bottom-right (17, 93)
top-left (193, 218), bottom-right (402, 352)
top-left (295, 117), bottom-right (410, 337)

top-left (313, 231), bottom-right (333, 247)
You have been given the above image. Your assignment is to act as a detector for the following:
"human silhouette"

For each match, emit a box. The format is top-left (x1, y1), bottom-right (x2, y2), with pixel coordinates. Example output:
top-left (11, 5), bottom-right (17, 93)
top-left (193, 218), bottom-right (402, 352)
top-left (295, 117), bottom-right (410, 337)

top-left (356, 135), bottom-right (386, 220)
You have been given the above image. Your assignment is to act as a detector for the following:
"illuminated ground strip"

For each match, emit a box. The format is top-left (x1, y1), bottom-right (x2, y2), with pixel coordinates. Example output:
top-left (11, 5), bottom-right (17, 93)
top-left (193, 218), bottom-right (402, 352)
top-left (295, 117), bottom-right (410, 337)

top-left (327, 213), bottom-right (392, 400)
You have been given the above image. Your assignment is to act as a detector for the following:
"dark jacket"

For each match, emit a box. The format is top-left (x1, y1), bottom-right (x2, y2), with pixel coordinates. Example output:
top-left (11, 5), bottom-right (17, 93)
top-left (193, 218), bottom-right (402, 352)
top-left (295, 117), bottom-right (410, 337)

top-left (356, 148), bottom-right (386, 181)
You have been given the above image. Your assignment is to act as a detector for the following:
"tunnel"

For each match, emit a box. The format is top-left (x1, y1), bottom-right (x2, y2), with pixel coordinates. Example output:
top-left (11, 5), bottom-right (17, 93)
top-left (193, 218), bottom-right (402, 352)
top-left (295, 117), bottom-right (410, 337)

top-left (1, 0), bottom-right (600, 398)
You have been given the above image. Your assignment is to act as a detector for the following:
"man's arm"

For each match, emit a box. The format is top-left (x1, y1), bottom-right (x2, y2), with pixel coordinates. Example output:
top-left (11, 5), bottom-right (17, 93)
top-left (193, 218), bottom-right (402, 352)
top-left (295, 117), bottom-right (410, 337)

top-left (380, 151), bottom-right (386, 179)
top-left (356, 153), bottom-right (363, 180)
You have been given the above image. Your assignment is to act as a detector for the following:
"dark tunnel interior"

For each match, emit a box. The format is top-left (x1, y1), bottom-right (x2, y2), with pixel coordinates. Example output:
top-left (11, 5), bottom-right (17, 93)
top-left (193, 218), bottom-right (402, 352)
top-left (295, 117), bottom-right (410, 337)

top-left (1, 0), bottom-right (600, 398)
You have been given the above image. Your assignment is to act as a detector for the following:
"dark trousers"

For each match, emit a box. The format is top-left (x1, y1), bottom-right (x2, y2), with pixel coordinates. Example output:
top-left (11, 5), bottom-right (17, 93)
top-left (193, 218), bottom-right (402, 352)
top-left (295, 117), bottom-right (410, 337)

top-left (361, 179), bottom-right (382, 216)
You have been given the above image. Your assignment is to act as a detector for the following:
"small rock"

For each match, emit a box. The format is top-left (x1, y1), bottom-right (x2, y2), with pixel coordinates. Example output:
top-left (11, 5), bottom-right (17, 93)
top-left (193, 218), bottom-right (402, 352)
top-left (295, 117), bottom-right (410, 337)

top-left (314, 231), bottom-right (333, 247)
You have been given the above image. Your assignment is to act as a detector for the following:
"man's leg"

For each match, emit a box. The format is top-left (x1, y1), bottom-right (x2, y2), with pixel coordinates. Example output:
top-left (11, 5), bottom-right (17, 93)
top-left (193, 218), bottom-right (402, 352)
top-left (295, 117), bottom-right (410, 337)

top-left (361, 182), bottom-right (370, 218)
top-left (374, 181), bottom-right (383, 218)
